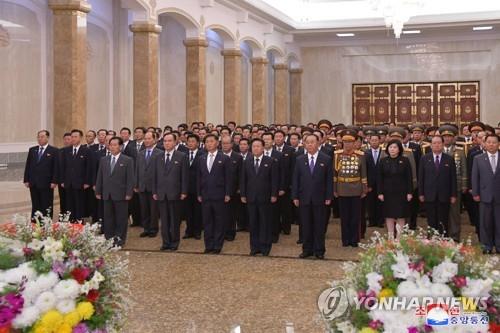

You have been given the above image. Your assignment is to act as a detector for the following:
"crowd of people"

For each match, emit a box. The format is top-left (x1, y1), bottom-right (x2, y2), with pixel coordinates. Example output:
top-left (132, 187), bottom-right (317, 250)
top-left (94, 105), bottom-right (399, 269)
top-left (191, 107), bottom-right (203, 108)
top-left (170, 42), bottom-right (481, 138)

top-left (23, 120), bottom-right (500, 257)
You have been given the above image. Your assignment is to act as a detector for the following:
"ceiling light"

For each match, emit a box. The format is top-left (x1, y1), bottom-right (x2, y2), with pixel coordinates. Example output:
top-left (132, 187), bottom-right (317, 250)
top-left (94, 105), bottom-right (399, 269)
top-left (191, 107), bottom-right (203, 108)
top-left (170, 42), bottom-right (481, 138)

top-left (336, 33), bottom-right (355, 37)
top-left (473, 26), bottom-right (493, 31)
top-left (402, 30), bottom-right (421, 34)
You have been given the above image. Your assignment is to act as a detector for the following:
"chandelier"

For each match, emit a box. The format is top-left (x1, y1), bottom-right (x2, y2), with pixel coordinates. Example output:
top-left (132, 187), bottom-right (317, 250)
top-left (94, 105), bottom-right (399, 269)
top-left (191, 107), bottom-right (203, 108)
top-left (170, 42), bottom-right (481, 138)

top-left (370, 0), bottom-right (425, 38)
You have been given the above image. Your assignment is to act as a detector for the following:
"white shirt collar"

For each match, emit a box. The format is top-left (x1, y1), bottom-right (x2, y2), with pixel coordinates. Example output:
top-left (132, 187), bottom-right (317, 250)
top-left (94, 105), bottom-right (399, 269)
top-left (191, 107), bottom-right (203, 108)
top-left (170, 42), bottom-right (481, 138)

top-left (72, 145), bottom-right (81, 150)
top-left (39, 143), bottom-right (48, 149)
top-left (433, 152), bottom-right (442, 159)
top-left (264, 148), bottom-right (273, 155)
top-left (111, 152), bottom-right (120, 159)
top-left (308, 151), bottom-right (319, 160)
top-left (487, 151), bottom-right (498, 158)
top-left (165, 149), bottom-right (174, 156)
top-left (224, 151), bottom-right (232, 157)
top-left (254, 154), bottom-right (263, 161)
top-left (190, 148), bottom-right (198, 155)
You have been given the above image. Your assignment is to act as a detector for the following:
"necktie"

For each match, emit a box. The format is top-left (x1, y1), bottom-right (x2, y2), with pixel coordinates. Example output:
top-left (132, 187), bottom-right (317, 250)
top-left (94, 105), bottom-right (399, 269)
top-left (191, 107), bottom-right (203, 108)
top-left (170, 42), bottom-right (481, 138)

top-left (373, 150), bottom-right (378, 165)
top-left (38, 147), bottom-right (44, 161)
top-left (110, 156), bottom-right (116, 173)
top-left (137, 143), bottom-right (141, 152)
top-left (106, 151), bottom-right (110, 156)
top-left (254, 158), bottom-right (260, 174)
top-left (73, 148), bottom-right (77, 157)
top-left (278, 147), bottom-right (282, 152)
top-left (265, 151), bottom-right (270, 157)
top-left (190, 151), bottom-right (194, 164)
top-left (435, 155), bottom-right (440, 171)
top-left (146, 150), bottom-right (151, 161)
top-left (99, 145), bottom-right (104, 151)
top-left (165, 153), bottom-right (171, 168)
top-left (208, 153), bottom-right (214, 172)
top-left (491, 154), bottom-right (497, 173)
top-left (309, 156), bottom-right (315, 174)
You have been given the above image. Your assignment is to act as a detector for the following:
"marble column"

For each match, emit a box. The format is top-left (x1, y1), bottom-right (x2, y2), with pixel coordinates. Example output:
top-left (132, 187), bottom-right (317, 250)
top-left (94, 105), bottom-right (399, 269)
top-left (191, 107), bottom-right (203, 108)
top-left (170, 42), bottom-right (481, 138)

top-left (222, 49), bottom-right (242, 124)
top-left (184, 38), bottom-right (208, 124)
top-left (130, 22), bottom-right (161, 128)
top-left (48, 0), bottom-right (91, 147)
top-left (250, 57), bottom-right (268, 124)
top-left (289, 68), bottom-right (303, 125)
top-left (273, 63), bottom-right (289, 124)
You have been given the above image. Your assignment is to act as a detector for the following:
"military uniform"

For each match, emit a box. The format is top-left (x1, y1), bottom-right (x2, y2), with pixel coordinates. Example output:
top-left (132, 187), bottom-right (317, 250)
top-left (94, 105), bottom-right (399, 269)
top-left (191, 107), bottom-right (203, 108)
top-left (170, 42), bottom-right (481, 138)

top-left (334, 129), bottom-right (368, 247)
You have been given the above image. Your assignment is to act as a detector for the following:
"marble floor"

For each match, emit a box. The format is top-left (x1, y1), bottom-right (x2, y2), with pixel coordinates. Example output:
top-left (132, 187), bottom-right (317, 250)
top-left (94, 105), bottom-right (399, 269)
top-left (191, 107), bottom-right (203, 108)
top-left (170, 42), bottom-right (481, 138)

top-left (0, 181), bottom-right (483, 332)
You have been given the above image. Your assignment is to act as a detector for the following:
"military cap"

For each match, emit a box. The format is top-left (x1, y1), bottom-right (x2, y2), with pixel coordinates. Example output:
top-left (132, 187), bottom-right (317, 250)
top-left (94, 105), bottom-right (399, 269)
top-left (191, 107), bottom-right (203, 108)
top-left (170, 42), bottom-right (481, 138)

top-left (425, 126), bottom-right (438, 136)
top-left (484, 125), bottom-right (495, 134)
top-left (376, 126), bottom-right (389, 136)
top-left (409, 124), bottom-right (425, 132)
top-left (439, 124), bottom-right (458, 137)
top-left (339, 128), bottom-right (358, 142)
top-left (469, 121), bottom-right (485, 132)
top-left (363, 126), bottom-right (376, 136)
top-left (388, 127), bottom-right (405, 138)
top-left (318, 119), bottom-right (333, 131)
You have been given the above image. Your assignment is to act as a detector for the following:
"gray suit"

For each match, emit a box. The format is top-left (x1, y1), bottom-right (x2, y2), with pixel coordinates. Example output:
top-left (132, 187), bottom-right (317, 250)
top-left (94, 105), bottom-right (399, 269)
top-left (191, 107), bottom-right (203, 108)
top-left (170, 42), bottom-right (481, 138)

top-left (95, 154), bottom-right (135, 246)
top-left (471, 151), bottom-right (500, 251)
top-left (152, 150), bottom-right (189, 249)
top-left (136, 147), bottom-right (163, 235)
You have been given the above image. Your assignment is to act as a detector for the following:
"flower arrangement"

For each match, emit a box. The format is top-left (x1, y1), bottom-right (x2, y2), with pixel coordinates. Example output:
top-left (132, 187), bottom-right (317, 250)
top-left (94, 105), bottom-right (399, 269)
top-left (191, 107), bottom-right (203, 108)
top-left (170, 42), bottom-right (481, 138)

top-left (0, 213), bottom-right (130, 333)
top-left (326, 228), bottom-right (499, 333)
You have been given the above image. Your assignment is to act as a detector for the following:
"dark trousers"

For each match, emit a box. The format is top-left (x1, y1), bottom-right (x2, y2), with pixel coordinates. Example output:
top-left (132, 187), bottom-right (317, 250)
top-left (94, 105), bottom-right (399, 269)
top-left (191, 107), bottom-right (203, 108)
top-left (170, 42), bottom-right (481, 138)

top-left (271, 202), bottom-right (280, 242)
top-left (339, 196), bottom-right (361, 246)
top-left (360, 197), bottom-right (366, 238)
top-left (479, 201), bottom-right (500, 251)
top-left (277, 192), bottom-right (292, 234)
top-left (185, 194), bottom-right (202, 237)
top-left (66, 187), bottom-right (85, 221)
top-left (85, 187), bottom-right (97, 220)
top-left (202, 200), bottom-right (227, 251)
top-left (139, 191), bottom-right (159, 234)
top-left (238, 202), bottom-right (248, 231)
top-left (102, 199), bottom-right (129, 245)
top-left (58, 185), bottom-right (66, 215)
top-left (158, 199), bottom-right (181, 248)
top-left (366, 190), bottom-right (383, 227)
top-left (464, 192), bottom-right (480, 236)
top-left (324, 201), bottom-right (332, 234)
top-left (424, 201), bottom-right (450, 235)
top-left (299, 203), bottom-right (326, 255)
top-left (248, 202), bottom-right (272, 253)
top-left (30, 187), bottom-right (54, 218)
top-left (225, 194), bottom-right (240, 239)
top-left (129, 192), bottom-right (141, 225)
top-left (409, 189), bottom-right (420, 229)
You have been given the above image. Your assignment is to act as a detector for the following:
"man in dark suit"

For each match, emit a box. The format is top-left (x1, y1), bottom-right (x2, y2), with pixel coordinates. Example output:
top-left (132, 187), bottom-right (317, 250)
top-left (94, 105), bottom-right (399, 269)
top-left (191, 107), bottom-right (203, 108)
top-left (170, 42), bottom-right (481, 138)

top-left (197, 134), bottom-right (231, 254)
top-left (95, 137), bottom-right (135, 246)
top-left (237, 138), bottom-right (251, 232)
top-left (24, 130), bottom-right (58, 219)
top-left (90, 134), bottom-right (112, 223)
top-left (120, 127), bottom-right (140, 227)
top-left (262, 132), bottom-right (283, 243)
top-left (418, 135), bottom-right (457, 236)
top-left (221, 135), bottom-right (243, 241)
top-left (402, 128), bottom-right (422, 230)
top-left (184, 134), bottom-right (204, 239)
top-left (152, 133), bottom-right (189, 251)
top-left (240, 138), bottom-right (279, 256)
top-left (471, 134), bottom-right (500, 254)
top-left (58, 132), bottom-right (72, 215)
top-left (135, 131), bottom-right (162, 238)
top-left (292, 133), bottom-right (333, 259)
top-left (466, 131), bottom-right (486, 234)
top-left (274, 130), bottom-right (294, 236)
top-left (365, 132), bottom-right (384, 228)
top-left (83, 130), bottom-right (96, 149)
top-left (59, 129), bottom-right (92, 222)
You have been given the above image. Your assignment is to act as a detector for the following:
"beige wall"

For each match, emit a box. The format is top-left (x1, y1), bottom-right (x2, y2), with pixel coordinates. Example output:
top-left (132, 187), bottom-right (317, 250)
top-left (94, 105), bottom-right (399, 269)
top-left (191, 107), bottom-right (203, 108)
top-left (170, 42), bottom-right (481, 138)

top-left (301, 40), bottom-right (500, 125)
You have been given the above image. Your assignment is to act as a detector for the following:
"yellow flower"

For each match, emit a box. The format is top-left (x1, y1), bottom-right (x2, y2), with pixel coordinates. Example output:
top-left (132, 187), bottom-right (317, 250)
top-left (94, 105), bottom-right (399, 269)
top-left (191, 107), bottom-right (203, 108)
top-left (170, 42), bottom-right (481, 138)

top-left (56, 323), bottom-right (72, 333)
top-left (40, 310), bottom-right (64, 330)
top-left (63, 311), bottom-right (81, 328)
top-left (33, 323), bottom-right (50, 333)
top-left (76, 301), bottom-right (95, 320)
top-left (378, 288), bottom-right (394, 300)
top-left (360, 328), bottom-right (377, 333)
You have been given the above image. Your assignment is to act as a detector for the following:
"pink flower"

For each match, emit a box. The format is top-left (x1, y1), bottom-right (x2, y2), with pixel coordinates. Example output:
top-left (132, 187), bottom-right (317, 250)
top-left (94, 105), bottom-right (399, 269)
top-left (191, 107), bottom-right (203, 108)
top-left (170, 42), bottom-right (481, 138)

top-left (451, 276), bottom-right (467, 288)
top-left (369, 320), bottom-right (383, 329)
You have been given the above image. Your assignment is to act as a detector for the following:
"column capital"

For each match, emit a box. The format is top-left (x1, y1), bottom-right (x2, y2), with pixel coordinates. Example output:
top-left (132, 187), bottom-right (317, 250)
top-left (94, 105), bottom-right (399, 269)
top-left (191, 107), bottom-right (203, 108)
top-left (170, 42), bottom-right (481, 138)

top-left (273, 63), bottom-right (288, 70)
top-left (48, 0), bottom-right (91, 13)
top-left (289, 68), bottom-right (303, 74)
top-left (129, 22), bottom-right (162, 34)
top-left (250, 57), bottom-right (269, 65)
top-left (183, 38), bottom-right (209, 48)
top-left (221, 49), bottom-right (242, 57)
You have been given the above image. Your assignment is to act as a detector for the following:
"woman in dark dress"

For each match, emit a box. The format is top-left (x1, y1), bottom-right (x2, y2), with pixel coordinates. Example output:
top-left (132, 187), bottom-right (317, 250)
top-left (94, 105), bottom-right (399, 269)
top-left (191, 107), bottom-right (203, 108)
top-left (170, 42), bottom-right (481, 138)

top-left (377, 139), bottom-right (413, 240)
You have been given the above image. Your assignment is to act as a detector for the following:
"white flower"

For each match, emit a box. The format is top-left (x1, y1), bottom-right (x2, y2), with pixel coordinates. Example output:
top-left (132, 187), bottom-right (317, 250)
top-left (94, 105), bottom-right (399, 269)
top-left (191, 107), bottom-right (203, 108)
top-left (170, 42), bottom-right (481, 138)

top-left (56, 299), bottom-right (76, 314)
top-left (397, 280), bottom-right (417, 297)
top-left (430, 283), bottom-right (454, 297)
top-left (370, 309), bottom-right (424, 332)
top-left (28, 239), bottom-right (44, 251)
top-left (12, 306), bottom-right (40, 328)
top-left (43, 237), bottom-right (63, 252)
top-left (42, 248), bottom-right (65, 262)
top-left (80, 282), bottom-right (91, 295)
top-left (34, 271), bottom-right (59, 292)
top-left (0, 262), bottom-right (36, 284)
top-left (461, 278), bottom-right (493, 298)
top-left (92, 271), bottom-right (105, 283)
top-left (53, 279), bottom-right (80, 299)
top-left (71, 250), bottom-right (81, 257)
top-left (366, 272), bottom-right (383, 294)
top-left (432, 258), bottom-right (458, 284)
top-left (22, 281), bottom-right (43, 305)
top-left (34, 291), bottom-right (57, 313)
top-left (391, 251), bottom-right (413, 280)
top-left (336, 320), bottom-right (356, 333)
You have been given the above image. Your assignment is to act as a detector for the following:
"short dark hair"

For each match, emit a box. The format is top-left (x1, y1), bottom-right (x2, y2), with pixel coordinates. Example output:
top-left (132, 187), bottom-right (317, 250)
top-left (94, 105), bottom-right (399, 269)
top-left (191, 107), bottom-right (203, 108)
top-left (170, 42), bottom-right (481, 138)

top-left (305, 133), bottom-right (320, 142)
top-left (251, 138), bottom-right (264, 146)
top-left (87, 130), bottom-right (96, 136)
top-left (204, 133), bottom-right (218, 143)
top-left (431, 135), bottom-right (444, 143)
top-left (97, 129), bottom-right (107, 135)
top-left (485, 134), bottom-right (500, 142)
top-left (239, 138), bottom-right (250, 145)
top-left (63, 132), bottom-right (72, 138)
top-left (109, 136), bottom-right (124, 146)
top-left (187, 134), bottom-right (200, 142)
top-left (163, 133), bottom-right (176, 141)
top-left (289, 133), bottom-right (300, 140)
top-left (71, 129), bottom-right (83, 136)
top-left (37, 130), bottom-right (50, 137)
top-left (274, 130), bottom-right (286, 137)
top-left (134, 127), bottom-right (146, 133)
top-left (262, 132), bottom-right (274, 140)
top-left (145, 131), bottom-right (157, 140)
top-left (227, 121), bottom-right (236, 126)
top-left (385, 139), bottom-right (403, 156)
top-left (120, 127), bottom-right (131, 135)
top-left (107, 130), bottom-right (116, 136)
top-left (312, 130), bottom-right (324, 139)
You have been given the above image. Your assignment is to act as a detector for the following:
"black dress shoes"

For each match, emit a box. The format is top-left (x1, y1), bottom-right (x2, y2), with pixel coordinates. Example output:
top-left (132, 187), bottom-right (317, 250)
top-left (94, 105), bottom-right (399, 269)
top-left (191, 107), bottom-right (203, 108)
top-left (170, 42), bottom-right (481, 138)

top-left (194, 235), bottom-right (201, 240)
top-left (296, 239), bottom-right (303, 244)
top-left (315, 254), bottom-right (325, 260)
top-left (183, 234), bottom-right (193, 239)
top-left (250, 250), bottom-right (259, 256)
top-left (212, 249), bottom-right (221, 254)
top-left (299, 252), bottom-right (312, 259)
top-left (160, 245), bottom-right (169, 251)
top-left (203, 249), bottom-right (212, 254)
top-left (139, 231), bottom-right (149, 238)
top-left (148, 233), bottom-right (157, 238)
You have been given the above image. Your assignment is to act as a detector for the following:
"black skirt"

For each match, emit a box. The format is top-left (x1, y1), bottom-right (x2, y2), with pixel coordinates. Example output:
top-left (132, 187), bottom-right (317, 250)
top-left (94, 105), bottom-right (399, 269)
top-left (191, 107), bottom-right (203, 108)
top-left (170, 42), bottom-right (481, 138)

top-left (382, 192), bottom-right (410, 219)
